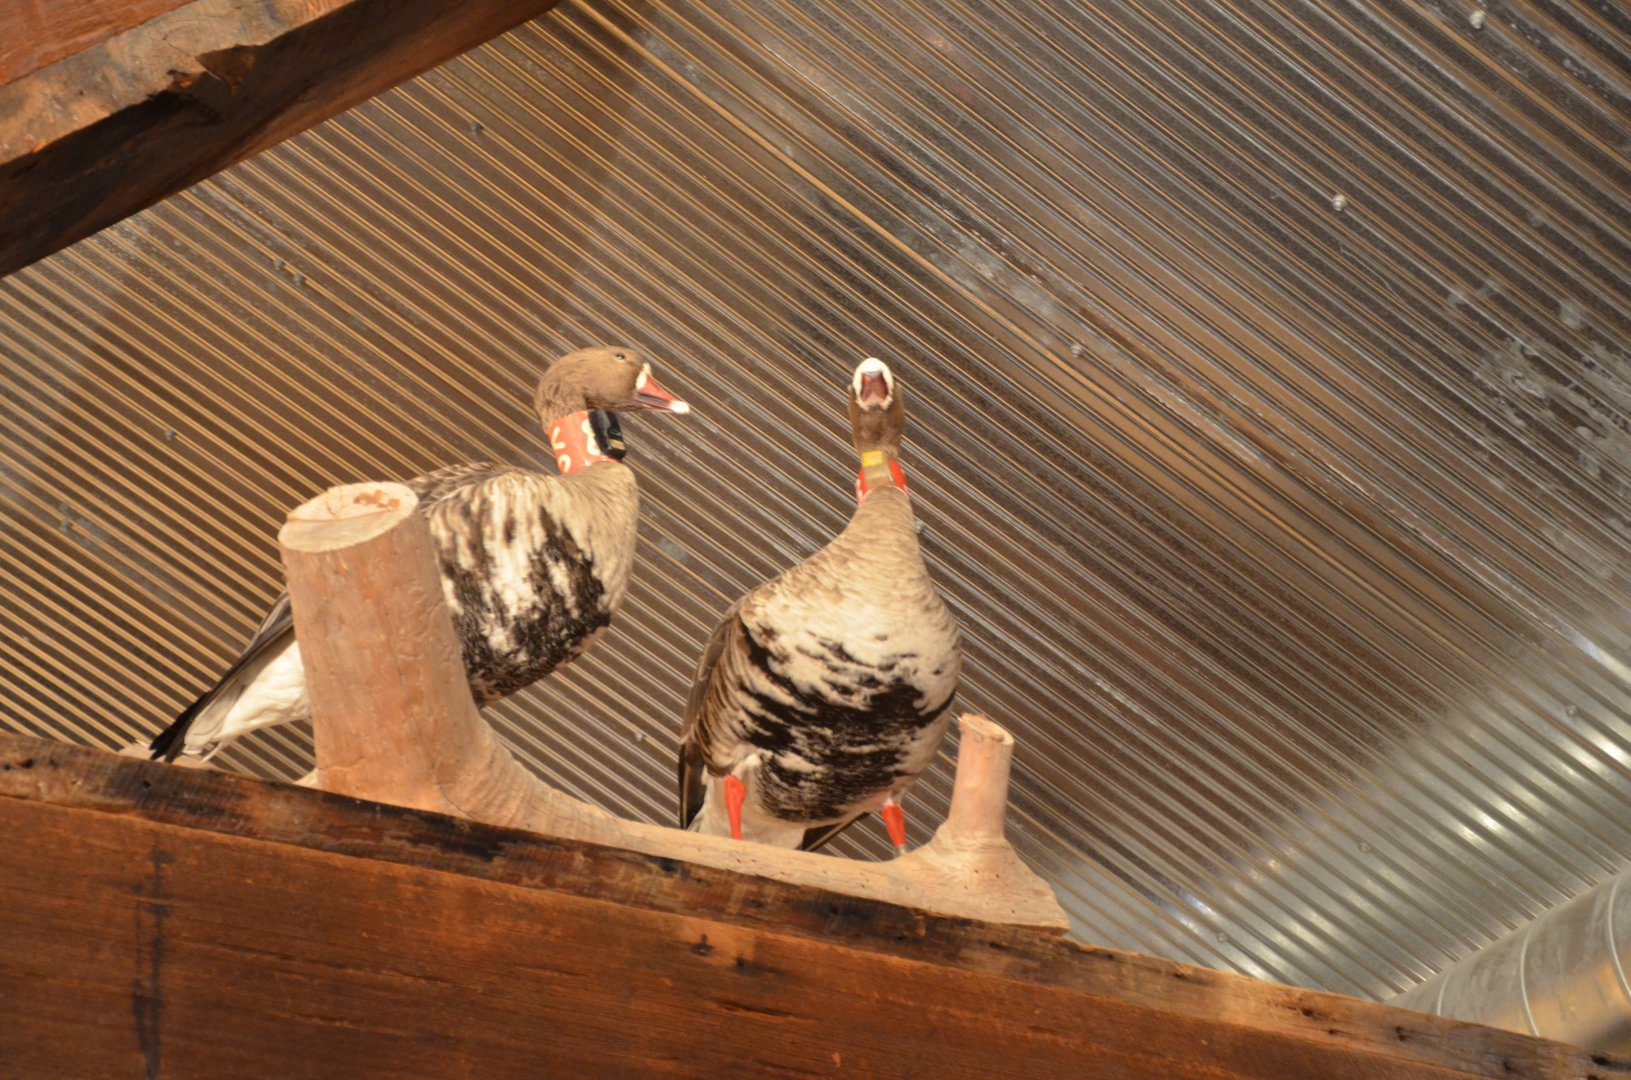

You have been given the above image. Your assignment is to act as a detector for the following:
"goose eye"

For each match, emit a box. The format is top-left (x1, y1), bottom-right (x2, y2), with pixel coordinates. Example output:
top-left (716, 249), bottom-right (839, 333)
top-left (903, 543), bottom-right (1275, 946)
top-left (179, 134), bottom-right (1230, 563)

top-left (615, 351), bottom-right (627, 360)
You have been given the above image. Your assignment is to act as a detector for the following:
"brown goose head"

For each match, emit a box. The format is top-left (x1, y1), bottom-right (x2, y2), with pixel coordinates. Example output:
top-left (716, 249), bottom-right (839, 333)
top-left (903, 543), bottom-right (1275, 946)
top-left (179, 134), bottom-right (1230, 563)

top-left (533, 346), bottom-right (690, 424)
top-left (847, 356), bottom-right (905, 457)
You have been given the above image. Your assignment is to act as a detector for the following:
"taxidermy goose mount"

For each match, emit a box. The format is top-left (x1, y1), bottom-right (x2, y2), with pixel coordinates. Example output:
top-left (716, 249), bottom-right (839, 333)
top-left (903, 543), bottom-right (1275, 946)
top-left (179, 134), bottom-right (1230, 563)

top-left (145, 346), bottom-right (689, 763)
top-left (679, 357), bottom-right (962, 855)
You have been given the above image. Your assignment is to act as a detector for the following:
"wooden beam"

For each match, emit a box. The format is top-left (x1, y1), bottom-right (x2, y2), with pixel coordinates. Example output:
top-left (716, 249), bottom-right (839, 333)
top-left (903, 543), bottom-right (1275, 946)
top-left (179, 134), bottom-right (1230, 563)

top-left (0, 734), bottom-right (1618, 1079)
top-left (1, 0), bottom-right (195, 83)
top-left (0, 0), bottom-right (562, 276)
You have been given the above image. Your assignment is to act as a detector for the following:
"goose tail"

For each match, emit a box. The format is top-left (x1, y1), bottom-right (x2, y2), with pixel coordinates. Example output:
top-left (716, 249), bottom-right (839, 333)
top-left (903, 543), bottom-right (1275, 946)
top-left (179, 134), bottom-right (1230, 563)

top-left (148, 694), bottom-right (206, 761)
top-left (148, 669), bottom-right (248, 762)
top-left (149, 593), bottom-right (296, 762)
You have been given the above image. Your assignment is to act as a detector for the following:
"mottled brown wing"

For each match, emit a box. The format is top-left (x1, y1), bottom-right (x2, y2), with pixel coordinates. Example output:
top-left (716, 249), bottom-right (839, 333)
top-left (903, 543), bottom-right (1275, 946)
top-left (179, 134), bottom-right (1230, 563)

top-left (677, 599), bottom-right (743, 828)
top-left (153, 463), bottom-right (518, 760)
top-left (405, 462), bottom-right (518, 508)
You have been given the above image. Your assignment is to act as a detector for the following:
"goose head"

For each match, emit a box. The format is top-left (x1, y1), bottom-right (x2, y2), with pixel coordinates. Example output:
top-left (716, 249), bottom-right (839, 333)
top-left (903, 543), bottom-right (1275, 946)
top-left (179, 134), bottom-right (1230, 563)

top-left (533, 346), bottom-right (690, 423)
top-left (847, 357), bottom-right (905, 456)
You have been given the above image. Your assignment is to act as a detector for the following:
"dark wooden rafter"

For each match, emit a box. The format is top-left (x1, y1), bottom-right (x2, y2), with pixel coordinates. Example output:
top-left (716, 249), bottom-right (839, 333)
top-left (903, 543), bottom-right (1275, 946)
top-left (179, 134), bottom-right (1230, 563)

top-left (2, 733), bottom-right (1624, 1079)
top-left (0, 0), bottom-right (564, 276)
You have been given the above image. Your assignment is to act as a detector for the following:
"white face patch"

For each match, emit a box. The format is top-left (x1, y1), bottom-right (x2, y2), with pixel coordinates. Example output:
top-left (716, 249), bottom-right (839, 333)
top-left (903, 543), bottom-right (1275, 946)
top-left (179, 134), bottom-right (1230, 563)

top-left (635, 363), bottom-right (651, 391)
top-left (851, 357), bottom-right (894, 407)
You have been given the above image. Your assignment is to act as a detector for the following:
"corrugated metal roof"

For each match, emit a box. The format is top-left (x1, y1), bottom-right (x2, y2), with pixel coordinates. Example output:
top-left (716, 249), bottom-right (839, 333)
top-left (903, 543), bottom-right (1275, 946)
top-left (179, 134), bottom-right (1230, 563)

top-left (2, 0), bottom-right (1629, 999)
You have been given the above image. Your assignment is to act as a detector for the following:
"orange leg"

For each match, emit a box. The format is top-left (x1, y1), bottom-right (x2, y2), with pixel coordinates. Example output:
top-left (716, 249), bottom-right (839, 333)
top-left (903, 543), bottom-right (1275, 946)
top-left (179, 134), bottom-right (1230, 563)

top-left (880, 797), bottom-right (907, 856)
top-left (724, 775), bottom-right (746, 841)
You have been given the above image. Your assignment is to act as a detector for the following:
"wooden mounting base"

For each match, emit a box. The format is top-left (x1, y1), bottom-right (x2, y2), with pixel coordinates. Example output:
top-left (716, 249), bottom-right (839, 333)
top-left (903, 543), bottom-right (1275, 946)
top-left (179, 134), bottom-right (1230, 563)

top-left (278, 481), bottom-right (1067, 930)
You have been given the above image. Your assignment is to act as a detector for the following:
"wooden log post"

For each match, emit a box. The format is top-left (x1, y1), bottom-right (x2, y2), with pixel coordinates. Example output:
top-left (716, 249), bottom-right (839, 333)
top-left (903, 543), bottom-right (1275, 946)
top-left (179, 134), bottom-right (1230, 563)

top-left (278, 481), bottom-right (1069, 930)
top-left (939, 714), bottom-right (1017, 844)
top-left (281, 482), bottom-right (462, 810)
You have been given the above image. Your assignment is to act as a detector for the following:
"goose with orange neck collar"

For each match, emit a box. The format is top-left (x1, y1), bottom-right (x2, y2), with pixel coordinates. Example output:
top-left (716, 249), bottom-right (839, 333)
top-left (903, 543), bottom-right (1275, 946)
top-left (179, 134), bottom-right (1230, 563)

top-left (145, 347), bottom-right (688, 763)
top-left (678, 358), bottom-right (962, 853)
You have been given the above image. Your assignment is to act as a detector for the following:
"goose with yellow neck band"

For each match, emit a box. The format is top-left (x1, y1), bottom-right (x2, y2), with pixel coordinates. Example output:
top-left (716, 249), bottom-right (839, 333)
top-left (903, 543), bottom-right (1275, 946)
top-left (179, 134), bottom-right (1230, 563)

top-left (679, 357), bottom-right (962, 854)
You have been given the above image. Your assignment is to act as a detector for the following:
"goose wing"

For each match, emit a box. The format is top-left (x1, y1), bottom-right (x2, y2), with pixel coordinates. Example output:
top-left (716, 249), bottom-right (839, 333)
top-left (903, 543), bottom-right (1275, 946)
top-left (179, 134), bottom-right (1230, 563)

top-left (677, 599), bottom-right (744, 828)
top-left (799, 814), bottom-right (866, 853)
top-left (406, 461), bottom-right (519, 506)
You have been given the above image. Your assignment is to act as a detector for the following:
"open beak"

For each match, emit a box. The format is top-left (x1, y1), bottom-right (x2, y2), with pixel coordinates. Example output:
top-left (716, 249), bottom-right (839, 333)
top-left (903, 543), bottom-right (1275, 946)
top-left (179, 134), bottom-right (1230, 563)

top-left (857, 372), bottom-right (890, 410)
top-left (630, 371), bottom-right (690, 414)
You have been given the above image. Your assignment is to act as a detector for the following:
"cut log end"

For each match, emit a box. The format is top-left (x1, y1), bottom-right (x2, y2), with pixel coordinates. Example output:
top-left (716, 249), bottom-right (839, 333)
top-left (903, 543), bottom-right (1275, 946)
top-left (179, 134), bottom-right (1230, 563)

top-left (958, 714), bottom-right (1013, 747)
top-left (280, 481), bottom-right (419, 553)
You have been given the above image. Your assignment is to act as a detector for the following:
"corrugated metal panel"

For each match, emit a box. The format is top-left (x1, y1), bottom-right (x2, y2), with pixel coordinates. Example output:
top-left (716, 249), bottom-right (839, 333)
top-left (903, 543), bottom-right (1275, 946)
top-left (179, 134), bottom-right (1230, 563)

top-left (2, 0), bottom-right (1628, 999)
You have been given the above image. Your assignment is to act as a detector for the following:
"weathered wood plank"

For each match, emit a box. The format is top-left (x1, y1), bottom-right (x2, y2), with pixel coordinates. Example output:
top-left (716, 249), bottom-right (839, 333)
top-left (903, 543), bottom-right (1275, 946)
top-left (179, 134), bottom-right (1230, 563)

top-left (0, 0), bottom-right (196, 83)
top-left (0, 0), bottom-right (562, 276)
top-left (0, 733), bottom-right (1620, 1079)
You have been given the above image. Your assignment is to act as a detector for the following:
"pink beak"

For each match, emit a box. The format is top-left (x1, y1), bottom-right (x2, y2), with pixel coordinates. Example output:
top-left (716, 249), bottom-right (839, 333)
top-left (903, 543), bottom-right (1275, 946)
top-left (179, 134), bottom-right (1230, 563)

top-left (632, 374), bottom-right (690, 414)
top-left (857, 372), bottom-right (890, 409)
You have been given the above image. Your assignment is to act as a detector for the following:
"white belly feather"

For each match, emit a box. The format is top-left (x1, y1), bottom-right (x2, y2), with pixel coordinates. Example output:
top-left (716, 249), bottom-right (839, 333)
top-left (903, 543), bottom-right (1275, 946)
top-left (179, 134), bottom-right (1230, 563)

top-left (190, 639), bottom-right (311, 758)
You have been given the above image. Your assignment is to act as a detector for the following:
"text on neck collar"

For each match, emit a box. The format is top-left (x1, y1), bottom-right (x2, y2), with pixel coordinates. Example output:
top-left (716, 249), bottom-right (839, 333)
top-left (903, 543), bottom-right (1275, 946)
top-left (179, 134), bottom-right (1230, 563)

top-left (549, 410), bottom-right (625, 474)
